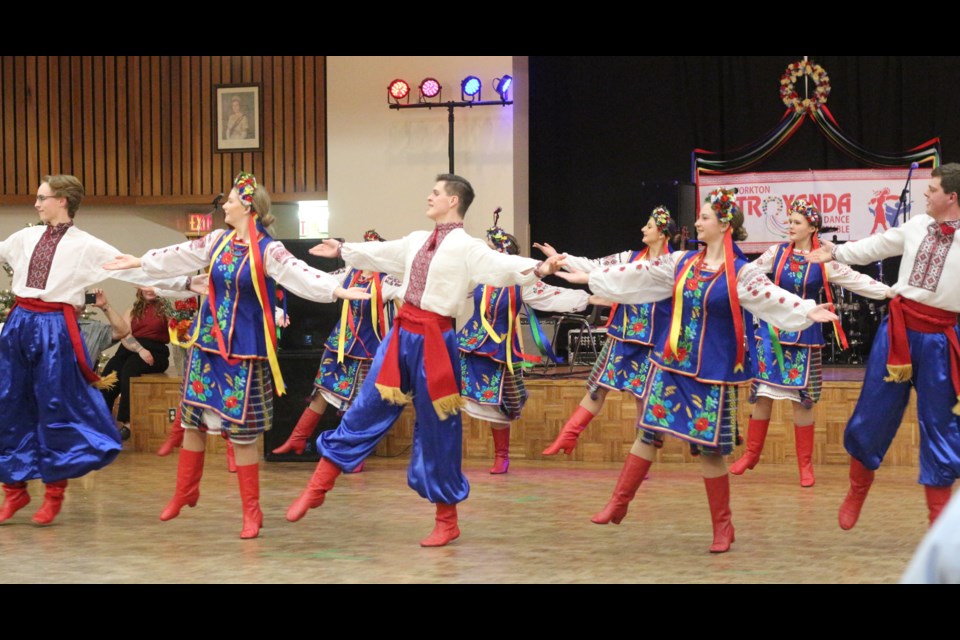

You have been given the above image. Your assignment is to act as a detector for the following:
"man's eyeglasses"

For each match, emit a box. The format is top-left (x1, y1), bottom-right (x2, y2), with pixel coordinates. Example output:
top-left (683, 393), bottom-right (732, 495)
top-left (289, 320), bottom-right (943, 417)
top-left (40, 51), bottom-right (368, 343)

top-left (35, 195), bottom-right (61, 202)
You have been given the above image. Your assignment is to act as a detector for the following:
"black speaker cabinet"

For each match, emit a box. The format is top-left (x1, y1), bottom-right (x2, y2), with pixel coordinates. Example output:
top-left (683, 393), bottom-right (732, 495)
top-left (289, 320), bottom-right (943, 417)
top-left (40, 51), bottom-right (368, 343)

top-left (264, 351), bottom-right (342, 462)
top-left (264, 239), bottom-right (346, 462)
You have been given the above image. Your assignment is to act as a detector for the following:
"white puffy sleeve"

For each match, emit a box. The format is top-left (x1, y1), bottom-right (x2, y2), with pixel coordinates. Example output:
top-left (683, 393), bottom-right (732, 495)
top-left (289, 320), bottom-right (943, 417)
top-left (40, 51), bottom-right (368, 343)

top-left (825, 261), bottom-right (891, 300)
top-left (563, 250), bottom-right (635, 274)
top-left (464, 238), bottom-right (539, 288)
top-left (522, 280), bottom-right (590, 313)
top-left (587, 252), bottom-right (679, 304)
top-left (341, 237), bottom-right (409, 278)
top-left (750, 245), bottom-right (779, 275)
top-left (737, 263), bottom-right (817, 332)
top-left (264, 241), bottom-right (339, 304)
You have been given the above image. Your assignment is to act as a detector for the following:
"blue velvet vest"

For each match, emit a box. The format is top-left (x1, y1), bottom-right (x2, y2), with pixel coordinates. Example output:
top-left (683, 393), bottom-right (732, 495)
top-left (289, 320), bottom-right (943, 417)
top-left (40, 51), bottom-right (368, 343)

top-left (458, 284), bottom-right (523, 363)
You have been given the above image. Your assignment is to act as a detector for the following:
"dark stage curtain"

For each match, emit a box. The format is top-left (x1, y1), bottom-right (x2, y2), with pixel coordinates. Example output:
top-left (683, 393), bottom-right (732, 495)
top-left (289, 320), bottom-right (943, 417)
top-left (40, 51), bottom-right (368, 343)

top-left (529, 56), bottom-right (956, 260)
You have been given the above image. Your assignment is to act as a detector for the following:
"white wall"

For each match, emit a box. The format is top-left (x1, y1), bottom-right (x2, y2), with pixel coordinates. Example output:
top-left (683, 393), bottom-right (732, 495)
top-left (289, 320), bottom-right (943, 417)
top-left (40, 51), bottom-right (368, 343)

top-left (327, 56), bottom-right (519, 244)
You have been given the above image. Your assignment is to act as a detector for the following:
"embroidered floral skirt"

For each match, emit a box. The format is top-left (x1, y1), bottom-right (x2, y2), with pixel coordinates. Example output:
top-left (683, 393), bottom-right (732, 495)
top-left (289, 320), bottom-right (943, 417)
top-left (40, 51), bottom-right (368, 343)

top-left (460, 351), bottom-right (527, 422)
top-left (636, 363), bottom-right (741, 456)
top-left (312, 348), bottom-right (372, 412)
top-left (586, 336), bottom-right (655, 400)
top-left (181, 348), bottom-right (274, 441)
top-left (749, 342), bottom-right (822, 410)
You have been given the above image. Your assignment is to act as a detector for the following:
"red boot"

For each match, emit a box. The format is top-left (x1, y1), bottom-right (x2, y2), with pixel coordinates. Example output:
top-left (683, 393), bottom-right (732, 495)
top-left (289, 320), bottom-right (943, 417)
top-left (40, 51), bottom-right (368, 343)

top-left (420, 503), bottom-right (460, 547)
top-left (156, 406), bottom-right (185, 457)
top-left (729, 418), bottom-right (770, 475)
top-left (542, 406), bottom-right (595, 456)
top-left (704, 474), bottom-right (735, 553)
top-left (490, 427), bottom-right (510, 474)
top-left (237, 463), bottom-right (263, 539)
top-left (838, 457), bottom-right (875, 530)
top-left (592, 454), bottom-right (653, 524)
top-left (286, 458), bottom-right (342, 522)
top-left (31, 480), bottom-right (68, 526)
top-left (160, 448), bottom-right (205, 521)
top-left (225, 440), bottom-right (237, 473)
top-left (0, 482), bottom-right (30, 523)
top-left (794, 423), bottom-right (816, 488)
top-left (925, 485), bottom-right (953, 527)
top-left (272, 406), bottom-right (322, 455)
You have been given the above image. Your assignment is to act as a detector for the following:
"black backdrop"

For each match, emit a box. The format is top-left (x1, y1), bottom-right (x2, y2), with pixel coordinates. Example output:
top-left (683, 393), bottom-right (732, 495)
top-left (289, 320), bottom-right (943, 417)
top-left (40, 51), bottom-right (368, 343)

top-left (528, 56), bottom-right (960, 260)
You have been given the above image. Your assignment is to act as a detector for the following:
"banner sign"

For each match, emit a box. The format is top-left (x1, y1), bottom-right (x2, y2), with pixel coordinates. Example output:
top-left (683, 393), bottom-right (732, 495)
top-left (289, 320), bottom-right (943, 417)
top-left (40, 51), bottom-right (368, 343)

top-left (697, 168), bottom-right (931, 253)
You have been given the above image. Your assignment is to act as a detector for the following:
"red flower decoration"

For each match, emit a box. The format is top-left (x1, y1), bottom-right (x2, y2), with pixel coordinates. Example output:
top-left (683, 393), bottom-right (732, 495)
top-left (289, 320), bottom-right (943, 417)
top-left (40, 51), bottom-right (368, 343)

top-left (223, 252), bottom-right (234, 265)
top-left (789, 261), bottom-right (801, 272)
top-left (630, 378), bottom-right (642, 388)
top-left (631, 322), bottom-right (645, 333)
top-left (482, 390), bottom-right (495, 399)
top-left (191, 380), bottom-right (204, 394)
top-left (759, 361), bottom-right (766, 373)
top-left (224, 396), bottom-right (238, 408)
top-left (676, 347), bottom-right (688, 361)
top-left (695, 417), bottom-right (709, 432)
top-left (788, 368), bottom-right (800, 380)
top-left (652, 404), bottom-right (667, 419)
top-left (685, 278), bottom-right (698, 291)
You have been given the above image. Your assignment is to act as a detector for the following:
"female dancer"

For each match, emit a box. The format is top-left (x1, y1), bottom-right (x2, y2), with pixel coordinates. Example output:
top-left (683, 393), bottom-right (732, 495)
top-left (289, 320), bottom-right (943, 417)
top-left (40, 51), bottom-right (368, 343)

top-left (272, 229), bottom-right (402, 464)
top-left (729, 198), bottom-right (890, 486)
top-left (105, 172), bottom-right (368, 539)
top-left (536, 206), bottom-right (678, 456)
top-left (460, 217), bottom-right (598, 473)
top-left (559, 188), bottom-right (837, 552)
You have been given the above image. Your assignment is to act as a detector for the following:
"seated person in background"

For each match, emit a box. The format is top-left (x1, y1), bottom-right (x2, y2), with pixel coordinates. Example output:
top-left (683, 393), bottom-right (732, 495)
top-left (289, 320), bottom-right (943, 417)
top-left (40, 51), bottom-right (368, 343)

top-left (96, 286), bottom-right (171, 440)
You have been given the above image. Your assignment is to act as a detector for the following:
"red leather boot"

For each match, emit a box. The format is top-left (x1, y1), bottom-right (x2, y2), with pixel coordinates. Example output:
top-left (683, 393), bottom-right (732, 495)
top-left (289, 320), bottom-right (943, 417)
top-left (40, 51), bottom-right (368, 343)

top-left (542, 406), bottom-right (595, 456)
top-left (0, 482), bottom-right (30, 523)
top-left (272, 406), bottom-right (322, 455)
top-left (838, 457), bottom-right (875, 530)
top-left (729, 418), bottom-right (770, 475)
top-left (704, 474), bottom-right (735, 553)
top-left (925, 485), bottom-right (953, 527)
top-left (236, 463), bottom-right (263, 539)
top-left (420, 502), bottom-right (460, 547)
top-left (490, 427), bottom-right (510, 474)
top-left (32, 480), bottom-right (68, 525)
top-left (156, 406), bottom-right (185, 457)
top-left (286, 458), bottom-right (342, 522)
top-left (794, 423), bottom-right (816, 487)
top-left (160, 448), bottom-right (205, 521)
top-left (225, 440), bottom-right (238, 473)
top-left (591, 454), bottom-right (653, 524)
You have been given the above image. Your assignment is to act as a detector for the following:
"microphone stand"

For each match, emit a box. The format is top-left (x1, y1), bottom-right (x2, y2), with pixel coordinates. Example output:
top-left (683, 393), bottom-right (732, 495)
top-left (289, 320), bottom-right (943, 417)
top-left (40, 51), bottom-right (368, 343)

top-left (896, 163), bottom-right (918, 227)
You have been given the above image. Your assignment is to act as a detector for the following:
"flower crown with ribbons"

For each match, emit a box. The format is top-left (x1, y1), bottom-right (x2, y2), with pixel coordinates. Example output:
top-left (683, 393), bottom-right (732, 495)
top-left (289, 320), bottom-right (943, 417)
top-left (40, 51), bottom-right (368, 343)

top-left (707, 187), bottom-right (739, 223)
top-left (650, 205), bottom-right (674, 234)
top-left (234, 172), bottom-right (257, 209)
top-left (486, 207), bottom-right (513, 252)
top-left (789, 198), bottom-right (822, 229)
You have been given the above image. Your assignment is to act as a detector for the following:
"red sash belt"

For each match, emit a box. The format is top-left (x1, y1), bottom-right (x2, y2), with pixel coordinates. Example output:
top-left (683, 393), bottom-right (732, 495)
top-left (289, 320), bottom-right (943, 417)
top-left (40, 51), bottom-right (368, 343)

top-left (13, 296), bottom-right (104, 386)
top-left (374, 304), bottom-right (464, 419)
top-left (885, 296), bottom-right (960, 414)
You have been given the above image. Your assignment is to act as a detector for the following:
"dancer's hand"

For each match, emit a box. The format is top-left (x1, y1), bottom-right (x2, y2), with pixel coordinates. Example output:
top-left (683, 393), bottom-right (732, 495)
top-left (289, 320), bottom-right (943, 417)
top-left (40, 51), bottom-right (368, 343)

top-left (103, 254), bottom-right (142, 270)
top-left (806, 240), bottom-right (835, 264)
top-left (309, 239), bottom-right (341, 258)
top-left (807, 302), bottom-right (839, 323)
top-left (188, 274), bottom-right (209, 296)
top-left (335, 286), bottom-right (372, 301)
top-left (532, 242), bottom-right (559, 258)
top-left (555, 269), bottom-right (588, 285)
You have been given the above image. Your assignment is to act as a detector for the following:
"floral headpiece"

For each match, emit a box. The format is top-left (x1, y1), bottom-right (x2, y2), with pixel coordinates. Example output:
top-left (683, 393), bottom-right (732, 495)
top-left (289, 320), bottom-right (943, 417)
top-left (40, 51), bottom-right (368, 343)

top-left (707, 187), bottom-right (739, 223)
top-left (789, 198), bottom-right (822, 229)
top-left (486, 207), bottom-right (514, 253)
top-left (363, 229), bottom-right (386, 242)
top-left (650, 205), bottom-right (674, 234)
top-left (234, 172), bottom-right (257, 208)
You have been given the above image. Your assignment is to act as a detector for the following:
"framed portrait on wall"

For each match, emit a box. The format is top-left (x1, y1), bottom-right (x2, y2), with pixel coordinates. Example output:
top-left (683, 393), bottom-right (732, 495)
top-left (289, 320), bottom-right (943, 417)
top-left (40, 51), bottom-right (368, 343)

top-left (215, 84), bottom-right (261, 152)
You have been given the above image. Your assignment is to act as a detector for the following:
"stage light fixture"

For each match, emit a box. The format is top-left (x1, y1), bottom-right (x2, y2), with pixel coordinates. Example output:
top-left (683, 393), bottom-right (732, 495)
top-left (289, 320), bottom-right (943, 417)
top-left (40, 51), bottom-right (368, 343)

top-left (494, 75), bottom-right (513, 101)
top-left (387, 78), bottom-right (410, 104)
top-left (419, 77), bottom-right (442, 101)
top-left (461, 75), bottom-right (482, 101)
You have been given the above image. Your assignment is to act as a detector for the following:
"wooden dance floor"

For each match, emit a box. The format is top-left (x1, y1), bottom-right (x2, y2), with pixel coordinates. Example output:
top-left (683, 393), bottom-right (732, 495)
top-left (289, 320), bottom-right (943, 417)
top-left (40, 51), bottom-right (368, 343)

top-left (0, 450), bottom-right (929, 584)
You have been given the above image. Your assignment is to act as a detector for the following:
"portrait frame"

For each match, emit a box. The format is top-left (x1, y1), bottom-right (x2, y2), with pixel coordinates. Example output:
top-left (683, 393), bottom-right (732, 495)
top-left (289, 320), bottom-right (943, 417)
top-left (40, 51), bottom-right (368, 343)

top-left (215, 83), bottom-right (262, 152)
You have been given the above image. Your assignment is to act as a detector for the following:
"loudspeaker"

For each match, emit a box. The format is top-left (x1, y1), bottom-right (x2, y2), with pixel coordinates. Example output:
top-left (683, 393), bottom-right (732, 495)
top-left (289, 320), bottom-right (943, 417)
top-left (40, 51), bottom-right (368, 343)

top-left (264, 351), bottom-right (341, 462)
